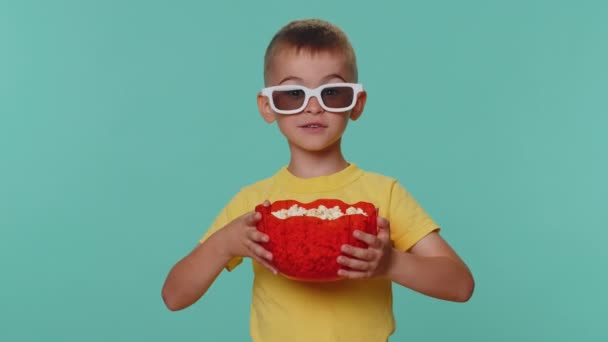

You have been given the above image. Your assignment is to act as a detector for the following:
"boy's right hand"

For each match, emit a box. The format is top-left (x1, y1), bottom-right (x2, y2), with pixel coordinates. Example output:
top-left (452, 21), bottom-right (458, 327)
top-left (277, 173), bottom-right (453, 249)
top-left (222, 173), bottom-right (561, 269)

top-left (219, 200), bottom-right (278, 274)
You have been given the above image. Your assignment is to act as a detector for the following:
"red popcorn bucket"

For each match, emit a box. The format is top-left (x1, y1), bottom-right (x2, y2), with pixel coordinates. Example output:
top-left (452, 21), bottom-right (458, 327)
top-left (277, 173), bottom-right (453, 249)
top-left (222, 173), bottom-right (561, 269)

top-left (255, 199), bottom-right (377, 282)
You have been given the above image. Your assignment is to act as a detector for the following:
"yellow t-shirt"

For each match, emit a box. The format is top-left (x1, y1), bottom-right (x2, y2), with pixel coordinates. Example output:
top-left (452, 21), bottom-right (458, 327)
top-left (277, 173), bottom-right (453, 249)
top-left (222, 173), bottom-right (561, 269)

top-left (199, 163), bottom-right (439, 342)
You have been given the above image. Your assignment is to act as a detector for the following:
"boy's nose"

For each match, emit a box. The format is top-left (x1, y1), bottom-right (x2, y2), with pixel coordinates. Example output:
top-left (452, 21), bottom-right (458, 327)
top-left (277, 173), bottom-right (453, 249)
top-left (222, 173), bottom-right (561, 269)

top-left (305, 96), bottom-right (324, 114)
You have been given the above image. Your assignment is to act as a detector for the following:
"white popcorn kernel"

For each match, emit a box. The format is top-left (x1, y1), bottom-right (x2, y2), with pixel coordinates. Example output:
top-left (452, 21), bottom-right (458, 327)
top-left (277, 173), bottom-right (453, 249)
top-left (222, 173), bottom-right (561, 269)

top-left (271, 203), bottom-right (368, 220)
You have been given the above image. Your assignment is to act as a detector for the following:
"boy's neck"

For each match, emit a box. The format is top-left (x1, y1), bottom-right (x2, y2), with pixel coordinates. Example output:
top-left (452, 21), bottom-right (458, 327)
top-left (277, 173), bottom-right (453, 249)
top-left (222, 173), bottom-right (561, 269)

top-left (286, 144), bottom-right (350, 179)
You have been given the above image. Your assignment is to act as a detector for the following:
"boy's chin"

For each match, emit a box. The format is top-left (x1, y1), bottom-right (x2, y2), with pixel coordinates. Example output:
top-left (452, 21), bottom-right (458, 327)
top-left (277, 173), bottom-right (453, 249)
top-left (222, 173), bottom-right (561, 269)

top-left (288, 140), bottom-right (342, 154)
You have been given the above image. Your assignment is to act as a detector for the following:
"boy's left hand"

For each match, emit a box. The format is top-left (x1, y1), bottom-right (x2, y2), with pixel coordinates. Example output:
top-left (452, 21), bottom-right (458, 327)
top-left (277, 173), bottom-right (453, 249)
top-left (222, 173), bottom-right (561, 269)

top-left (337, 213), bottom-right (394, 279)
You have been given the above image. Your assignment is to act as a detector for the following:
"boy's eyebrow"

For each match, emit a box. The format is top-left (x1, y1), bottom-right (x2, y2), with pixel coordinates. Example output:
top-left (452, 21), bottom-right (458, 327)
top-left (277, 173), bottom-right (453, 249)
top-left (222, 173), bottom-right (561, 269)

top-left (278, 74), bottom-right (347, 85)
top-left (278, 76), bottom-right (303, 84)
top-left (322, 74), bottom-right (346, 82)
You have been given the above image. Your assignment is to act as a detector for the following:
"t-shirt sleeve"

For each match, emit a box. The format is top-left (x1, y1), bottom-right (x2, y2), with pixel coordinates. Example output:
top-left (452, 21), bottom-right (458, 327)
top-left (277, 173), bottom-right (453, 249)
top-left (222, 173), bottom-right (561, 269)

top-left (199, 190), bottom-right (250, 271)
top-left (388, 181), bottom-right (440, 251)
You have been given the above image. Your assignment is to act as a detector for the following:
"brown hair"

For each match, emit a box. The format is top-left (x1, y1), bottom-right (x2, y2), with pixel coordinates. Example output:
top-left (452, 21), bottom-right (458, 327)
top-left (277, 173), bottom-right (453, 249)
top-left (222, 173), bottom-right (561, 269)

top-left (263, 19), bottom-right (358, 85)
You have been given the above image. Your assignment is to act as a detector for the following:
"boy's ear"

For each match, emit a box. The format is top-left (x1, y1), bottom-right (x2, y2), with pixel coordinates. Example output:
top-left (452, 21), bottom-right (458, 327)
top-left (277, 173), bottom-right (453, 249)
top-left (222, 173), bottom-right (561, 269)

top-left (349, 91), bottom-right (367, 121)
top-left (257, 93), bottom-right (276, 123)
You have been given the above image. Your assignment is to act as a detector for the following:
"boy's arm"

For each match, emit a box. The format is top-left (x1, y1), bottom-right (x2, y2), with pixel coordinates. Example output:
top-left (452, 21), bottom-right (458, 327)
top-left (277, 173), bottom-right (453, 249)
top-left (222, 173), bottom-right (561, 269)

top-left (337, 182), bottom-right (473, 301)
top-left (387, 231), bottom-right (474, 302)
top-left (161, 229), bottom-right (233, 311)
top-left (161, 208), bottom-right (275, 311)
top-left (338, 217), bottom-right (474, 302)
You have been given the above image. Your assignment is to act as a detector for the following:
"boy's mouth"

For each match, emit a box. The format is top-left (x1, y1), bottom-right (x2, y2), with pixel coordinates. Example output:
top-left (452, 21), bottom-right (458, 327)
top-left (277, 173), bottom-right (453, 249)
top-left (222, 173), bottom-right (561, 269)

top-left (299, 122), bottom-right (327, 128)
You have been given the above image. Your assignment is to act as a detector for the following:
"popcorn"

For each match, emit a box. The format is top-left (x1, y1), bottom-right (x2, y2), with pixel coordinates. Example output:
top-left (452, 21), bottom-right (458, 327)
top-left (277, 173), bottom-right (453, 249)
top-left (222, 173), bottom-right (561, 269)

top-left (272, 204), bottom-right (368, 220)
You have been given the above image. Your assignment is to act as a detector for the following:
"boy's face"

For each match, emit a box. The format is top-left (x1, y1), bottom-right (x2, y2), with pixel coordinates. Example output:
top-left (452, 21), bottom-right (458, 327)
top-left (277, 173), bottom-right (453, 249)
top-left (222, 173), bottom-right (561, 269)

top-left (258, 49), bottom-right (366, 154)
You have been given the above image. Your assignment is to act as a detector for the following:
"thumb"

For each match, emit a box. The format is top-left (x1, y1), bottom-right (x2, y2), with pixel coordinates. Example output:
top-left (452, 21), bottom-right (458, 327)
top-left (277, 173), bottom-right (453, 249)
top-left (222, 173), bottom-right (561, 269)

top-left (377, 216), bottom-right (390, 239)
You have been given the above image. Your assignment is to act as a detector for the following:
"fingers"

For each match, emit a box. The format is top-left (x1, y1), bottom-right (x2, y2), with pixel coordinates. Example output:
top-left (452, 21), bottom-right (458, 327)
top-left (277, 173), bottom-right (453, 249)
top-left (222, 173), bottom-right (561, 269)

top-left (244, 211), bottom-right (262, 226)
top-left (251, 254), bottom-right (278, 275)
top-left (377, 216), bottom-right (390, 237)
top-left (337, 255), bottom-right (374, 272)
top-left (244, 227), bottom-right (273, 265)
top-left (247, 228), bottom-right (269, 243)
top-left (337, 215), bottom-right (393, 280)
top-left (242, 202), bottom-right (275, 274)
top-left (337, 268), bottom-right (371, 279)
top-left (341, 244), bottom-right (376, 261)
top-left (352, 230), bottom-right (379, 247)
top-left (244, 200), bottom-right (271, 226)
top-left (244, 236), bottom-right (272, 261)
top-left (376, 216), bottom-right (391, 244)
top-left (244, 233), bottom-right (277, 275)
top-left (377, 216), bottom-right (389, 230)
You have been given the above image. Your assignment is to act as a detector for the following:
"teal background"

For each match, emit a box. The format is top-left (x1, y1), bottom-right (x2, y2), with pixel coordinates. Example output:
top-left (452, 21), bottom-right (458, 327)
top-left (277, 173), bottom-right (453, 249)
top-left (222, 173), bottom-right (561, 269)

top-left (1, 0), bottom-right (606, 341)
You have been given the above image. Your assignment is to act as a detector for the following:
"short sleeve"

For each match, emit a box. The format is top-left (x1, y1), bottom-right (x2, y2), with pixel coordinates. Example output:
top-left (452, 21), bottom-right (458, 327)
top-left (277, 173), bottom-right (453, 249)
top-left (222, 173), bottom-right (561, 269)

top-left (199, 190), bottom-right (250, 271)
top-left (388, 181), bottom-right (440, 251)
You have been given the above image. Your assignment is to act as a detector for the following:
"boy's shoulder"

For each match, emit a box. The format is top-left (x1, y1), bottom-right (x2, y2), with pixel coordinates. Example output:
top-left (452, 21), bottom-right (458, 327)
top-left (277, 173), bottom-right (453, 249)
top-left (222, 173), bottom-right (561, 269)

top-left (360, 168), bottom-right (399, 183)
top-left (232, 171), bottom-right (277, 199)
top-left (353, 165), bottom-right (403, 191)
top-left (241, 174), bottom-right (275, 192)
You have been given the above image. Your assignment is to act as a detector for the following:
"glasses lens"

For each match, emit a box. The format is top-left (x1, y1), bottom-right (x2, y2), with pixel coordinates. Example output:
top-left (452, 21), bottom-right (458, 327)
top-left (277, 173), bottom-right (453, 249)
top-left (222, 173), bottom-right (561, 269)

top-left (272, 88), bottom-right (306, 111)
top-left (321, 86), bottom-right (354, 110)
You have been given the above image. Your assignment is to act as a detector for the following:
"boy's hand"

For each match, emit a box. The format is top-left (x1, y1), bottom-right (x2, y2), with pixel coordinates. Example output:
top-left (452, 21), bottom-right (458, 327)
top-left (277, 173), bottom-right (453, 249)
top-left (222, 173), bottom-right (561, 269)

top-left (337, 213), bottom-right (394, 279)
top-left (220, 200), bottom-right (278, 274)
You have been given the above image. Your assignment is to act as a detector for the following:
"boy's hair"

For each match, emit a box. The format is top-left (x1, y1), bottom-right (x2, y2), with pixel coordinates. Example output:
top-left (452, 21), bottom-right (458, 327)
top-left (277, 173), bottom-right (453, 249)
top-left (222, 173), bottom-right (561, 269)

top-left (263, 19), bottom-right (358, 85)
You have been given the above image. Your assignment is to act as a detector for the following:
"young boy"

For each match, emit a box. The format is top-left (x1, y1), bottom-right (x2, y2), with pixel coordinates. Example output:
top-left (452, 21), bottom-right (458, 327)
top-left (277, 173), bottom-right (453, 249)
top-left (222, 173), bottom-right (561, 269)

top-left (162, 19), bottom-right (474, 342)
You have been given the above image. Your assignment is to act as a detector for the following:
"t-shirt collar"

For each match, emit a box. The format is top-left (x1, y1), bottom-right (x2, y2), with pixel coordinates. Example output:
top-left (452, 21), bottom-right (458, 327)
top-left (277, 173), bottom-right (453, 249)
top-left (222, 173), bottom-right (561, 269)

top-left (273, 162), bottom-right (363, 193)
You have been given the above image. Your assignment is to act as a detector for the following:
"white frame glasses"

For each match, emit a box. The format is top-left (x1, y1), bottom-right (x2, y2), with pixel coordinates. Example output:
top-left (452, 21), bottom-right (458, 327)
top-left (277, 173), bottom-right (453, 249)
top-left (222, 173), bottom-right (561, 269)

top-left (261, 83), bottom-right (364, 115)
